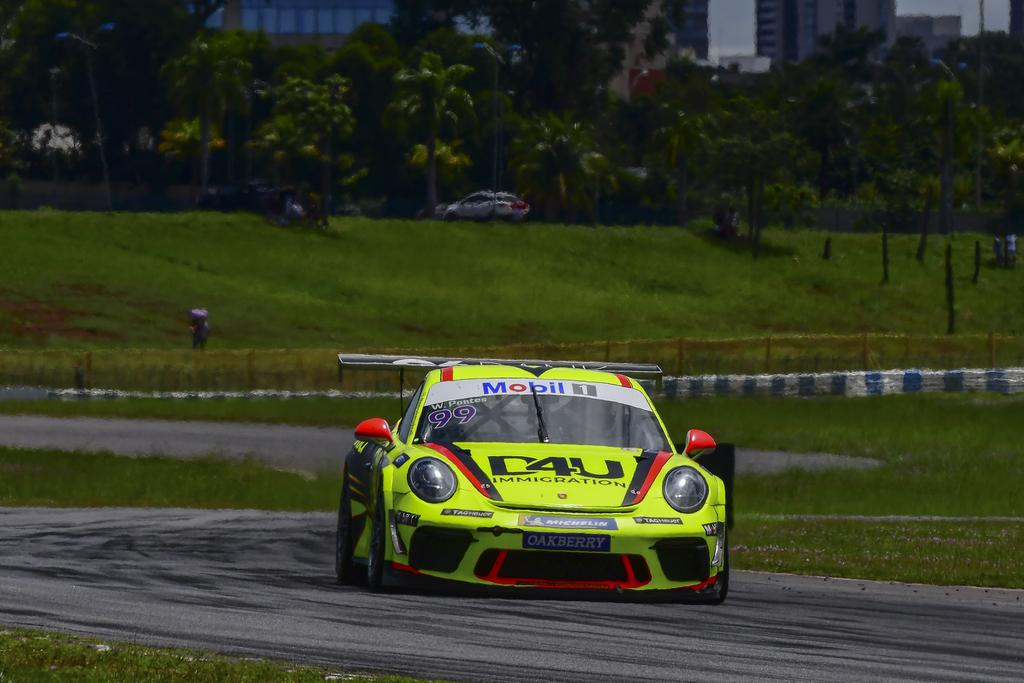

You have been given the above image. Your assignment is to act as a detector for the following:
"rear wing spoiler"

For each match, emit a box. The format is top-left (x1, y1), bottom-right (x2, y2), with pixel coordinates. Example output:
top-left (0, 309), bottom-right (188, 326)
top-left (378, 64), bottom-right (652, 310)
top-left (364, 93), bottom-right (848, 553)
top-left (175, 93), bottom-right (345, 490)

top-left (336, 353), bottom-right (663, 382)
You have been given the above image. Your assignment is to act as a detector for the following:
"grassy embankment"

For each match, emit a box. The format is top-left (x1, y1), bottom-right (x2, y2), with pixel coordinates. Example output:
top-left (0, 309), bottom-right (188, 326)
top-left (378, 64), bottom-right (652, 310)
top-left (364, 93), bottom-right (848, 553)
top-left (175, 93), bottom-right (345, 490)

top-left (1, 393), bottom-right (1021, 586)
top-left (2, 211), bottom-right (1023, 379)
top-left (0, 628), bottom-right (432, 683)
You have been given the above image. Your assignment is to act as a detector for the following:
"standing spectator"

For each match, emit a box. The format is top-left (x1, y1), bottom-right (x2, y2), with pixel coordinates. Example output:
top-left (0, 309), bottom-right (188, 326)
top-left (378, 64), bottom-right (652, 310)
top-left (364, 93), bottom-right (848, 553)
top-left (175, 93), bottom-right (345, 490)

top-left (1007, 234), bottom-right (1018, 268)
top-left (726, 205), bottom-right (740, 241)
top-left (190, 308), bottom-right (209, 350)
top-left (994, 235), bottom-right (1003, 266)
top-left (712, 204), bottom-right (725, 238)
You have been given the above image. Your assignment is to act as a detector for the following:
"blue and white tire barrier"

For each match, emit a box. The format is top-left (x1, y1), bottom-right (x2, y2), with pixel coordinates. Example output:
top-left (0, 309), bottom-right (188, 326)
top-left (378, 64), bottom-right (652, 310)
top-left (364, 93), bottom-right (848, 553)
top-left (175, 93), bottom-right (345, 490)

top-left (0, 387), bottom-right (395, 401)
top-left (3, 367), bottom-right (1023, 402)
top-left (659, 367), bottom-right (1024, 399)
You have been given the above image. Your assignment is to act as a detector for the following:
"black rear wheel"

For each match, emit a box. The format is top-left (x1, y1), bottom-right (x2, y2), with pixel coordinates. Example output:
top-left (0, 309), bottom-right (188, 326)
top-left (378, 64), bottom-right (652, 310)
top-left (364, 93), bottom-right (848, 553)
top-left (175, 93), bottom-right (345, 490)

top-left (334, 474), bottom-right (356, 585)
top-left (366, 486), bottom-right (386, 592)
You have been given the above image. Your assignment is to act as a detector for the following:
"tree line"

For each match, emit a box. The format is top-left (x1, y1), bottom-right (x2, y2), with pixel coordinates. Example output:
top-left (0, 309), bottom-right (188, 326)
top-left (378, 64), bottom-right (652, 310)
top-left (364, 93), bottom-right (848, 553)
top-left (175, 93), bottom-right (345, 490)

top-left (2, 0), bottom-right (1024, 232)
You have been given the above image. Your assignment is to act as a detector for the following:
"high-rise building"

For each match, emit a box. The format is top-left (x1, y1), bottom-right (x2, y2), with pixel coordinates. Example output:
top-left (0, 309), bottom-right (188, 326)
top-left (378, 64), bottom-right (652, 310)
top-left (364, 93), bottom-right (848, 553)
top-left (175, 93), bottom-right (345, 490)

top-left (757, 0), bottom-right (895, 64)
top-left (756, 0), bottom-right (798, 63)
top-left (610, 0), bottom-right (711, 100)
top-left (1012, 0), bottom-right (1024, 35)
top-left (894, 15), bottom-right (961, 57)
top-left (221, 0), bottom-right (395, 48)
top-left (674, 0), bottom-right (709, 60)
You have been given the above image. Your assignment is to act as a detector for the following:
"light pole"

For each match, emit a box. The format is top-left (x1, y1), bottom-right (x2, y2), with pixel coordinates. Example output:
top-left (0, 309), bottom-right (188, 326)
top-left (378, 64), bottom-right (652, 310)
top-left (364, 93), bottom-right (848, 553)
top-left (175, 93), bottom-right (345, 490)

top-left (323, 78), bottom-right (344, 226)
top-left (473, 42), bottom-right (520, 217)
top-left (56, 22), bottom-right (115, 211)
top-left (48, 66), bottom-right (60, 204)
top-left (473, 42), bottom-right (503, 204)
top-left (976, 0), bottom-right (986, 209)
top-left (629, 68), bottom-right (652, 98)
top-left (245, 79), bottom-right (269, 182)
top-left (932, 58), bottom-right (965, 235)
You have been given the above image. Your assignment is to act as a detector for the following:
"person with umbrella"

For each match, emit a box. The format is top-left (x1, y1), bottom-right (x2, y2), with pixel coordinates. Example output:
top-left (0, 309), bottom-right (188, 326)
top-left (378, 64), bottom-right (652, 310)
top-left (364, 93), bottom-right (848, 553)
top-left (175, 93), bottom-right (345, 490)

top-left (190, 308), bottom-right (210, 350)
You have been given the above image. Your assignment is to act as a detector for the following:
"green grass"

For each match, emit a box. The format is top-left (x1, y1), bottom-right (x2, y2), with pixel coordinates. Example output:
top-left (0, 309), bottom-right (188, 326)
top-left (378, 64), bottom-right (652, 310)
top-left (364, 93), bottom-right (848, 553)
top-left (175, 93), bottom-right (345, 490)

top-left (660, 393), bottom-right (1024, 462)
top-left (0, 448), bottom-right (338, 510)
top-left (731, 518), bottom-right (1024, 587)
top-left (0, 396), bottom-right (394, 427)
top-left (668, 393), bottom-right (1024, 517)
top-left (0, 628), bottom-right (432, 683)
top-left (2, 211), bottom-right (1024, 352)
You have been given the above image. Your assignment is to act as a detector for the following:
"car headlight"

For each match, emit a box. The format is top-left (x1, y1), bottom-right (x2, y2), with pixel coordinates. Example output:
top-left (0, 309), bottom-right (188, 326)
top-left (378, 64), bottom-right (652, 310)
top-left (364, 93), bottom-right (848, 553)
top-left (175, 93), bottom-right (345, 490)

top-left (662, 467), bottom-right (708, 513)
top-left (407, 457), bottom-right (457, 503)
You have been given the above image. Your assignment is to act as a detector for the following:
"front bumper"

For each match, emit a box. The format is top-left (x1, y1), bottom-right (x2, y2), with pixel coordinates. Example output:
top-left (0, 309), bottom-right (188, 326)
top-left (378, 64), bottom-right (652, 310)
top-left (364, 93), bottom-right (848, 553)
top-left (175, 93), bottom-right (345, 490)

top-left (384, 494), bottom-right (726, 595)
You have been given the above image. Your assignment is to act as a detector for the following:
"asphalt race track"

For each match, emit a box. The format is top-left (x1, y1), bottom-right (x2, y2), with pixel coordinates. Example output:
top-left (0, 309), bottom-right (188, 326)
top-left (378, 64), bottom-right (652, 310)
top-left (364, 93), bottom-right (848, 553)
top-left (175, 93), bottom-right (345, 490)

top-left (0, 415), bottom-right (882, 475)
top-left (2, 507), bottom-right (1022, 682)
top-left (0, 415), bottom-right (352, 472)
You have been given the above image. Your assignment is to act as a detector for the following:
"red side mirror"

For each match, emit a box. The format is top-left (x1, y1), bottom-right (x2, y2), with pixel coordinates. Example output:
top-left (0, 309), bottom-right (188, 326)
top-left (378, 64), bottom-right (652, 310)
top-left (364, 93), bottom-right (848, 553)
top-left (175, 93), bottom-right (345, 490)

top-left (354, 418), bottom-right (394, 445)
top-left (683, 429), bottom-right (717, 459)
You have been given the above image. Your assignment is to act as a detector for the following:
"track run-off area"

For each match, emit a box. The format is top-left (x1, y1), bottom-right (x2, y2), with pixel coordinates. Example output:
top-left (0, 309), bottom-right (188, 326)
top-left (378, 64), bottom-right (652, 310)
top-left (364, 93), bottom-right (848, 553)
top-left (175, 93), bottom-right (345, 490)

top-left (1, 507), bottom-right (1022, 682)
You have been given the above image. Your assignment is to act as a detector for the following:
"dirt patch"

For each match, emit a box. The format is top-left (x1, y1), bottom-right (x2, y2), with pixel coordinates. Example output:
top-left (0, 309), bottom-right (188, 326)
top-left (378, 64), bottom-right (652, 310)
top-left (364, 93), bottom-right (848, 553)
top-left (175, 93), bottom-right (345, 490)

top-left (399, 322), bottom-right (441, 336)
top-left (500, 321), bottom-right (543, 340)
top-left (0, 297), bottom-right (120, 342)
top-left (735, 449), bottom-right (884, 475)
top-left (60, 283), bottom-right (129, 299)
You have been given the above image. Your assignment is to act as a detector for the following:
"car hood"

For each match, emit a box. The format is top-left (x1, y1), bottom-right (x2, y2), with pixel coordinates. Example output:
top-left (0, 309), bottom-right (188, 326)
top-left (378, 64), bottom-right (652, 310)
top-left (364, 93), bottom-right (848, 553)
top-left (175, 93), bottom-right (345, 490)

top-left (419, 441), bottom-right (677, 511)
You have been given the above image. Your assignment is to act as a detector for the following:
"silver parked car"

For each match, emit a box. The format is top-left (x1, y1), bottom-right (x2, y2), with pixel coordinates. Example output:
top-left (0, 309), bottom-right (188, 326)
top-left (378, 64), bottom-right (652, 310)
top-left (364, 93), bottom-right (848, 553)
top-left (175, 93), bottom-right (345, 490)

top-left (435, 191), bottom-right (531, 222)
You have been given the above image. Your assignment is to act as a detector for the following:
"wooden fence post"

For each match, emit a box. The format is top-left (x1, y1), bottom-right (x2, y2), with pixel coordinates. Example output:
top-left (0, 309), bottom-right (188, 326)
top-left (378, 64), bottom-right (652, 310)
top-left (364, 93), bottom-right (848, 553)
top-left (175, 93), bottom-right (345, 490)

top-left (881, 229), bottom-right (890, 284)
top-left (946, 243), bottom-right (956, 335)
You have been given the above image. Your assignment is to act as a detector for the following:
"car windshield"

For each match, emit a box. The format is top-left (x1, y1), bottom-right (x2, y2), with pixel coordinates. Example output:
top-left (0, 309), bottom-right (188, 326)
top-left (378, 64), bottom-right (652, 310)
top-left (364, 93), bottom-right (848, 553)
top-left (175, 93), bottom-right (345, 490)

top-left (415, 378), bottom-right (670, 451)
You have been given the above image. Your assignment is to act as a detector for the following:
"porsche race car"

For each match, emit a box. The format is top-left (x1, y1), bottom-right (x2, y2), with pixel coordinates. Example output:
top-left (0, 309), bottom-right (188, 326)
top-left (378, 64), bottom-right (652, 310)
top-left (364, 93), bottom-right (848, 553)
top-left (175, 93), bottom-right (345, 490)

top-left (335, 355), bottom-right (729, 603)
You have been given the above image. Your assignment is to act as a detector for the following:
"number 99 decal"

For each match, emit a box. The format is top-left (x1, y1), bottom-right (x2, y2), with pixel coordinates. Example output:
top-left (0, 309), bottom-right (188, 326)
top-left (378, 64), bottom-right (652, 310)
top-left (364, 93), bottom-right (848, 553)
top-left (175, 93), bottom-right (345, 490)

top-left (427, 406), bottom-right (477, 429)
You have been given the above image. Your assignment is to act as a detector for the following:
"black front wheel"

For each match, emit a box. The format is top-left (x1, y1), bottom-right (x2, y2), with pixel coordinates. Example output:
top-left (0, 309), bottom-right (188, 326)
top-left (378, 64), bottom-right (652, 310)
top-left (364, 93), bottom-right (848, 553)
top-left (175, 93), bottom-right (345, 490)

top-left (706, 539), bottom-right (729, 605)
top-left (366, 486), bottom-right (386, 592)
top-left (335, 474), bottom-right (356, 585)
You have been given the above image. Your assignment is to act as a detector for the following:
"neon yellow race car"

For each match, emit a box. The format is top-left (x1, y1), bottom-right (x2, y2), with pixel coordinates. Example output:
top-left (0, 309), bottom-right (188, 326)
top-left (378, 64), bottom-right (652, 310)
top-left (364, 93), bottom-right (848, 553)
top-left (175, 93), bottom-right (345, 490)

top-left (334, 355), bottom-right (729, 603)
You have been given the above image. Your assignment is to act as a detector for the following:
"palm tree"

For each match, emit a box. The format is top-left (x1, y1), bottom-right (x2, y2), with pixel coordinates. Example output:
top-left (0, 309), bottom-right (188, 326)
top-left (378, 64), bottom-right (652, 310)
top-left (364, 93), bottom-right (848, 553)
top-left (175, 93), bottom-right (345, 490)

top-left (923, 78), bottom-right (964, 235)
top-left (408, 139), bottom-right (472, 199)
top-left (162, 34), bottom-right (251, 196)
top-left (391, 52), bottom-right (474, 212)
top-left (247, 114), bottom-right (313, 184)
top-left (794, 76), bottom-right (857, 197)
top-left (992, 127), bottom-right (1024, 242)
top-left (710, 99), bottom-right (809, 257)
top-left (158, 117), bottom-right (224, 194)
top-left (511, 113), bottom-right (613, 223)
top-left (0, 119), bottom-right (21, 175)
top-left (653, 110), bottom-right (709, 226)
top-left (274, 75), bottom-right (354, 216)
